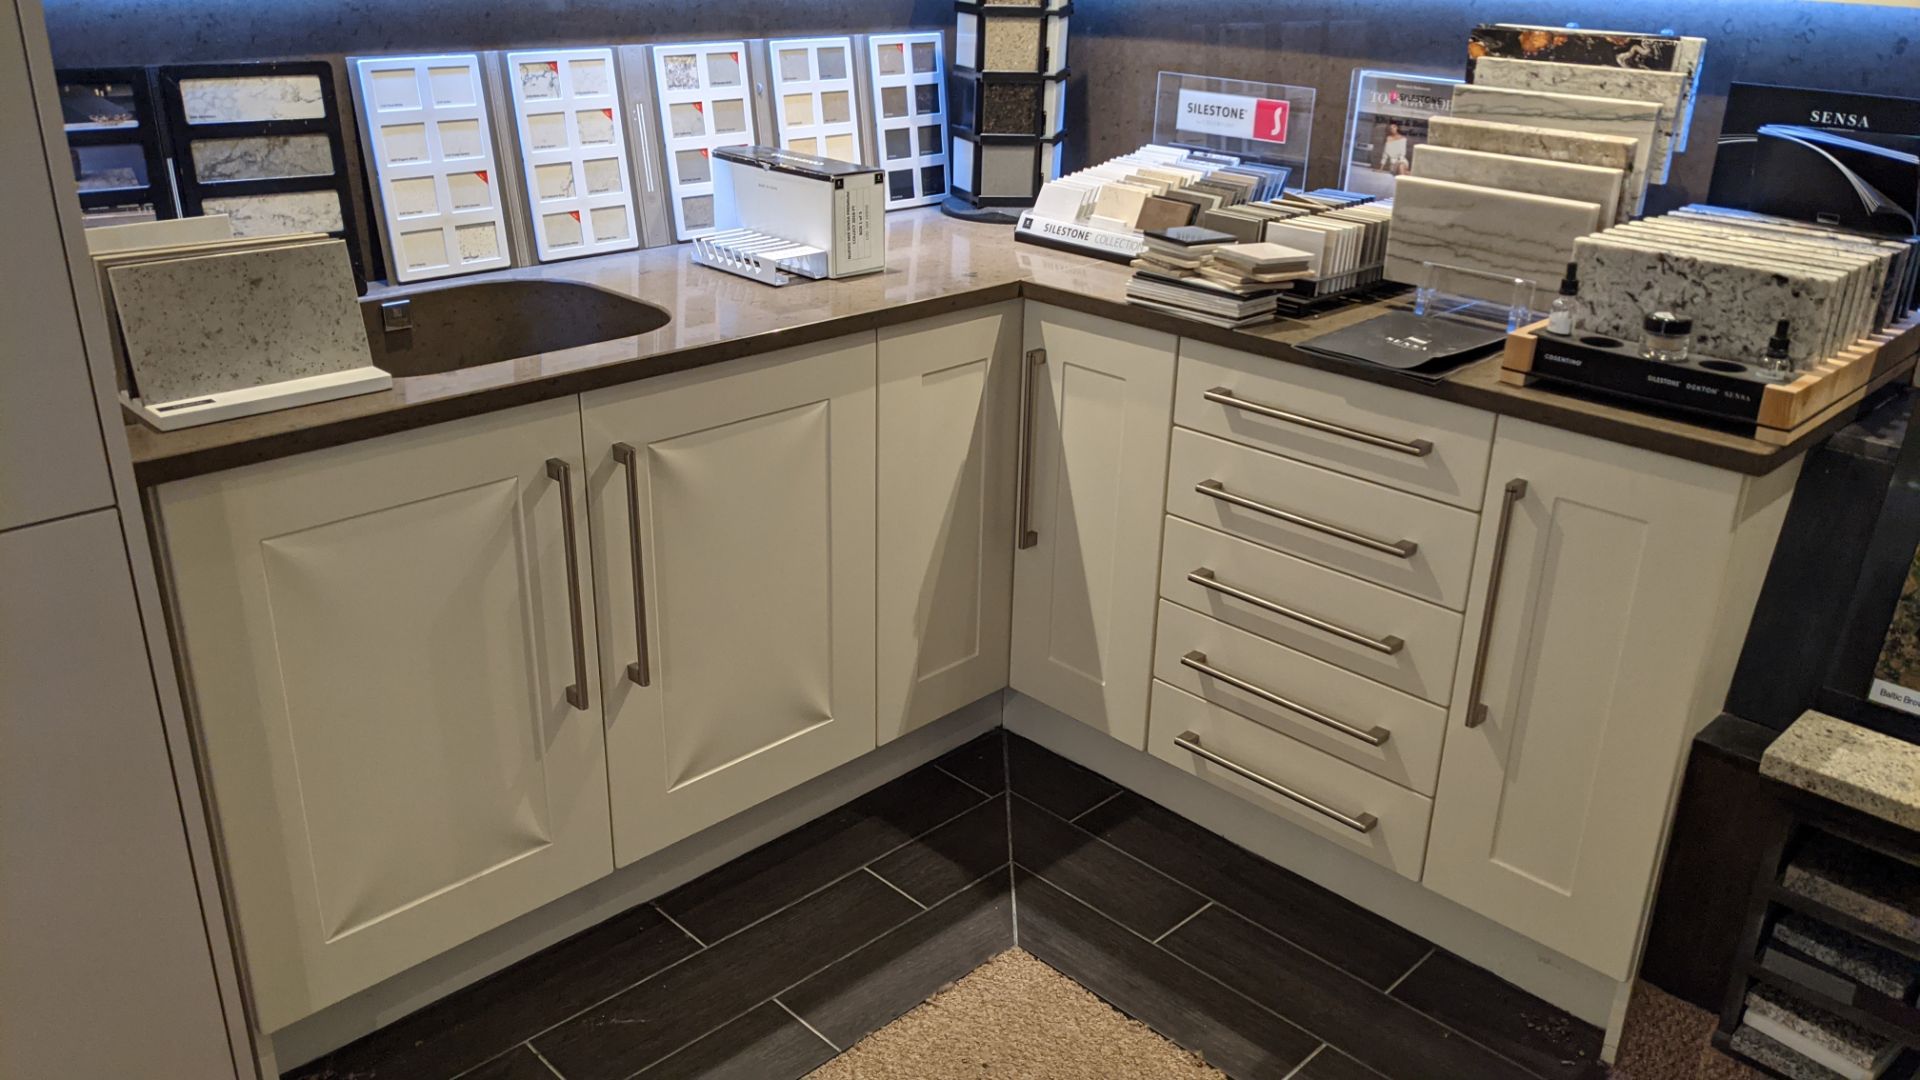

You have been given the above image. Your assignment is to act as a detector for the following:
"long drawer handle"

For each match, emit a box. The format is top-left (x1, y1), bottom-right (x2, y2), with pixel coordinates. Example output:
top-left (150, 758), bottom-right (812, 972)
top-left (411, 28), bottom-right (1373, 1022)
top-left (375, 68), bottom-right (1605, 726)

top-left (1181, 651), bottom-right (1391, 746)
top-left (1464, 478), bottom-right (1528, 728)
top-left (545, 458), bottom-right (590, 711)
top-left (1196, 479), bottom-right (1418, 559)
top-left (1174, 730), bottom-right (1379, 833)
top-left (1204, 387), bottom-right (1434, 457)
top-left (1187, 567), bottom-right (1405, 656)
top-left (612, 443), bottom-right (652, 687)
top-left (1016, 348), bottom-right (1045, 550)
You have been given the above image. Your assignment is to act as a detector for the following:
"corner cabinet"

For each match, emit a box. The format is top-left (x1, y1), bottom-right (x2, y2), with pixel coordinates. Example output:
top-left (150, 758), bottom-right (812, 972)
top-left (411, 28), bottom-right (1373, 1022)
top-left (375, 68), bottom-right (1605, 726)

top-left (1423, 417), bottom-right (1798, 980)
top-left (153, 399), bottom-right (614, 1032)
top-left (1010, 304), bottom-right (1178, 749)
top-left (582, 333), bottom-right (878, 867)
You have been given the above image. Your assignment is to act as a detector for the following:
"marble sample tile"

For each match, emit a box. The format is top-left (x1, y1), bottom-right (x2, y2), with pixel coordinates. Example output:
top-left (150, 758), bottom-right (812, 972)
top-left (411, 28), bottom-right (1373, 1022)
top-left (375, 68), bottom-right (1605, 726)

top-left (1782, 835), bottom-right (1920, 947)
top-left (1763, 711), bottom-right (1920, 832)
top-left (202, 189), bottom-right (344, 238)
top-left (1471, 57), bottom-right (1688, 183)
top-left (1411, 144), bottom-right (1623, 228)
top-left (179, 74), bottom-right (326, 124)
top-left (518, 60), bottom-right (561, 99)
top-left (110, 239), bottom-right (370, 404)
top-left (1451, 85), bottom-right (1658, 218)
top-left (1428, 115), bottom-right (1635, 172)
top-left (1385, 176), bottom-right (1602, 303)
top-left (189, 133), bottom-right (334, 183)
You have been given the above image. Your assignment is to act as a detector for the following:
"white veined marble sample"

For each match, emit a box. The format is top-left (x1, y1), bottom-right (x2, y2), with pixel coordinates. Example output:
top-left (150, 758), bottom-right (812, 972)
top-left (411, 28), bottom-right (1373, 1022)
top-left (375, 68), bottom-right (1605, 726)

top-left (202, 189), bottom-right (345, 237)
top-left (1384, 175), bottom-right (1602, 304)
top-left (1450, 85), bottom-right (1658, 218)
top-left (1470, 57), bottom-right (1688, 184)
top-left (179, 74), bottom-right (327, 124)
top-left (1411, 144), bottom-right (1623, 229)
top-left (189, 134), bottom-right (335, 182)
top-left (109, 238), bottom-right (371, 404)
top-left (1428, 115), bottom-right (1635, 171)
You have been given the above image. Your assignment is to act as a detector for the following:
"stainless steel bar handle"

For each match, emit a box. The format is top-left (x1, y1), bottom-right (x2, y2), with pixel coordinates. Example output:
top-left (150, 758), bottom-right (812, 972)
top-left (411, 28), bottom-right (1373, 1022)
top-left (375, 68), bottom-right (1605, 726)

top-left (1464, 478), bottom-right (1528, 728)
top-left (1181, 651), bottom-right (1391, 746)
top-left (1196, 479), bottom-right (1418, 559)
top-left (612, 443), bottom-right (652, 687)
top-left (1204, 387), bottom-right (1434, 457)
top-left (1187, 567), bottom-right (1405, 655)
top-left (1174, 730), bottom-right (1378, 833)
top-left (1015, 348), bottom-right (1046, 550)
top-left (545, 458), bottom-right (590, 711)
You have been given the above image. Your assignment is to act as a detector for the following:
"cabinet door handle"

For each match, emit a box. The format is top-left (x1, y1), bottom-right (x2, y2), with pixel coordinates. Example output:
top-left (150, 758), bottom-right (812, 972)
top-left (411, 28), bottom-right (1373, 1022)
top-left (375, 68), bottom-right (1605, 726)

top-left (1188, 567), bottom-right (1404, 655)
top-left (545, 458), bottom-right (590, 711)
top-left (1015, 348), bottom-right (1046, 550)
top-left (1196, 479), bottom-right (1418, 558)
top-left (1204, 387), bottom-right (1434, 457)
top-left (611, 442), bottom-right (651, 687)
top-left (1181, 651), bottom-right (1391, 746)
top-left (1464, 478), bottom-right (1528, 729)
top-left (1174, 730), bottom-right (1378, 833)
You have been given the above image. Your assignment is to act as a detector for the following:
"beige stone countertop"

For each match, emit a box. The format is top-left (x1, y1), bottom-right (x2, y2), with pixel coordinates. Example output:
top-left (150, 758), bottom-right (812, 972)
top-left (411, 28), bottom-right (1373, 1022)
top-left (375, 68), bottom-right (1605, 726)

top-left (125, 209), bottom-right (1892, 485)
top-left (1762, 710), bottom-right (1920, 832)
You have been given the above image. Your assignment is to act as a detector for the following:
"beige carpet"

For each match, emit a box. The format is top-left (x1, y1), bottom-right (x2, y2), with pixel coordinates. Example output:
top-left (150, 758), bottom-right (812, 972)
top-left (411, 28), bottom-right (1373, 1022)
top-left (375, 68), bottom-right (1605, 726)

top-left (1610, 981), bottom-right (1762, 1080)
top-left (806, 948), bottom-right (1227, 1079)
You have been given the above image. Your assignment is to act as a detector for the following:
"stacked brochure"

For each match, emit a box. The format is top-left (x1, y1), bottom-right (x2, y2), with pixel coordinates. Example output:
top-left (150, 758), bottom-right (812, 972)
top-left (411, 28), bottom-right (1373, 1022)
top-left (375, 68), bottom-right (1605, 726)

top-left (1126, 228), bottom-right (1315, 328)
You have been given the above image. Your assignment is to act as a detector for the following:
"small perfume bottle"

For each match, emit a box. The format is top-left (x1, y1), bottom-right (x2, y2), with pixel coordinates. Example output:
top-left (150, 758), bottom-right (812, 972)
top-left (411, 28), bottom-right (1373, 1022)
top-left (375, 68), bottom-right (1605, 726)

top-left (1641, 311), bottom-right (1693, 363)
top-left (1757, 320), bottom-right (1794, 381)
top-left (1547, 262), bottom-right (1580, 335)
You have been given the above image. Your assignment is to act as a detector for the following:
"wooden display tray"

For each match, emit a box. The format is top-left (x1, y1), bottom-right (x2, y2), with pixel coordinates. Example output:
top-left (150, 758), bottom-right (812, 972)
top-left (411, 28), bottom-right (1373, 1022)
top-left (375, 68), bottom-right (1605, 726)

top-left (1501, 313), bottom-right (1920, 444)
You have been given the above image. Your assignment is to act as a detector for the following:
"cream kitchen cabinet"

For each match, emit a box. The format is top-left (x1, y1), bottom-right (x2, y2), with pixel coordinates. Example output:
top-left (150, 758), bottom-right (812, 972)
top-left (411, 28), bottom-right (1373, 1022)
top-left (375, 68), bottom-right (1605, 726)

top-left (153, 398), bottom-right (614, 1032)
top-left (877, 305), bottom-right (1021, 743)
top-left (1423, 417), bottom-right (1798, 980)
top-left (583, 333), bottom-right (878, 866)
top-left (1010, 303), bottom-right (1178, 749)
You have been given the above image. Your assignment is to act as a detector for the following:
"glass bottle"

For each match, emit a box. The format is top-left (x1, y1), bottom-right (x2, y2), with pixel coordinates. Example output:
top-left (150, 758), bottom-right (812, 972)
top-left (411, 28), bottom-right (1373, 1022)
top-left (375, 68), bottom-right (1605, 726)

top-left (1547, 262), bottom-right (1579, 336)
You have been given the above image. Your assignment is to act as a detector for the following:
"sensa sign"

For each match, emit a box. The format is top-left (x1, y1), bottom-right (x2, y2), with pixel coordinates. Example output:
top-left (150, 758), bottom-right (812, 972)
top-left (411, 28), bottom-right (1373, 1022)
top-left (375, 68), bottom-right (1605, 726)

top-left (1175, 89), bottom-right (1291, 144)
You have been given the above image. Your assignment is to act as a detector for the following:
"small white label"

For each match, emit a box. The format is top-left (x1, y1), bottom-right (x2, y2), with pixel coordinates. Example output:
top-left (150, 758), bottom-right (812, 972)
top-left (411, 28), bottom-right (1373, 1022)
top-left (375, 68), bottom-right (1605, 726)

top-left (1871, 678), bottom-right (1920, 719)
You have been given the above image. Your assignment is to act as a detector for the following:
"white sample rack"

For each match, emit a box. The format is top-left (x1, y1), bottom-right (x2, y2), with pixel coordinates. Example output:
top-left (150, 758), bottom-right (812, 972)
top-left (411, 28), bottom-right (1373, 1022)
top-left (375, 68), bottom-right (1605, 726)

top-left (690, 228), bottom-right (829, 286)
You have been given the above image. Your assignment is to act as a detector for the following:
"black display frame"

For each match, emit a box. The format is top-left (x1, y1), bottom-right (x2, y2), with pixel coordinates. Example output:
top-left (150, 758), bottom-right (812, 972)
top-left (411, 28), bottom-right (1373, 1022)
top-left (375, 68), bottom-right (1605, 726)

top-left (56, 66), bottom-right (177, 219)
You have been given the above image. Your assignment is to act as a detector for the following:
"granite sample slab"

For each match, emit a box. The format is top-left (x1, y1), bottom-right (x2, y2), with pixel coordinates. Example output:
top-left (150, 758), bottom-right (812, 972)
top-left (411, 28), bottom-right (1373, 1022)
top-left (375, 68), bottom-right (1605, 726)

top-left (1411, 143), bottom-right (1624, 227)
top-left (1468, 25), bottom-right (1707, 152)
top-left (1729, 1025), bottom-right (1850, 1080)
top-left (1386, 175), bottom-right (1602, 303)
top-left (1451, 85), bottom-right (1659, 218)
top-left (1781, 832), bottom-right (1920, 946)
top-left (1471, 57), bottom-right (1689, 184)
top-left (110, 238), bottom-right (372, 404)
top-left (1770, 912), bottom-right (1920, 999)
top-left (1428, 115), bottom-right (1636, 174)
top-left (1763, 711), bottom-right (1920, 832)
top-left (1746, 983), bottom-right (1893, 1077)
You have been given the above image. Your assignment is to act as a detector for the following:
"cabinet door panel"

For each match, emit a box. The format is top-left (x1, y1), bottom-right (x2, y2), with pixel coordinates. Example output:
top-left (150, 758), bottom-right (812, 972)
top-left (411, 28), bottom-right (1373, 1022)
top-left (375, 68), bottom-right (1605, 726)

top-left (878, 306), bottom-right (1019, 742)
top-left (156, 399), bottom-right (611, 1031)
top-left (585, 334), bottom-right (877, 866)
top-left (1010, 304), bottom-right (1176, 749)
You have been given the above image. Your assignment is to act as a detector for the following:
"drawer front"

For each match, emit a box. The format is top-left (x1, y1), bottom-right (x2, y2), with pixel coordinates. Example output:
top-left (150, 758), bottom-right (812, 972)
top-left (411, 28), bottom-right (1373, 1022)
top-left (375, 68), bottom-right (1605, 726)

top-left (1160, 516), bottom-right (1462, 705)
top-left (1154, 601), bottom-right (1446, 794)
top-left (1166, 428), bottom-right (1481, 611)
top-left (1176, 338), bottom-right (1495, 509)
top-left (1148, 680), bottom-right (1432, 879)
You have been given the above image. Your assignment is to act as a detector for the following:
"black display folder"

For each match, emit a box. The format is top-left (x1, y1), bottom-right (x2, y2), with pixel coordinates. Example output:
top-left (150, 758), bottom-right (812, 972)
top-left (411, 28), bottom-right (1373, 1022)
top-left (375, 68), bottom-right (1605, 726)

top-left (1296, 309), bottom-right (1505, 383)
top-left (1710, 83), bottom-right (1920, 211)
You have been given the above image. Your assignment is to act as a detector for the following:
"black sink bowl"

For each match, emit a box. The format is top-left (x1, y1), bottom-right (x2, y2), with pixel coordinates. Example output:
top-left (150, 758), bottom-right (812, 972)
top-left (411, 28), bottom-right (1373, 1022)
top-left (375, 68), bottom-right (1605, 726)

top-left (361, 279), bottom-right (671, 377)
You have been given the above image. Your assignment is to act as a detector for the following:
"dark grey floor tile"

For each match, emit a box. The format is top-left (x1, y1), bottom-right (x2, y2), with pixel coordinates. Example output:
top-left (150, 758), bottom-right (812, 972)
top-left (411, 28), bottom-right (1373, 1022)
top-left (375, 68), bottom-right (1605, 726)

top-left (868, 796), bottom-right (1010, 905)
top-left (1391, 950), bottom-right (1606, 1080)
top-left (1011, 794), bottom-right (1207, 939)
top-left (657, 764), bottom-right (985, 942)
top-left (782, 870), bottom-right (1013, 1048)
top-left (1006, 733), bottom-right (1121, 820)
top-left (458, 1046), bottom-right (560, 1080)
top-left (1292, 1046), bottom-right (1389, 1080)
top-left (633, 1002), bottom-right (835, 1080)
top-left (1161, 906), bottom-right (1538, 1080)
top-left (1015, 869), bottom-right (1319, 1080)
top-left (285, 903), bottom-right (701, 1080)
top-left (933, 729), bottom-right (1006, 795)
top-left (1077, 792), bottom-right (1429, 988)
top-left (533, 872), bottom-right (919, 1080)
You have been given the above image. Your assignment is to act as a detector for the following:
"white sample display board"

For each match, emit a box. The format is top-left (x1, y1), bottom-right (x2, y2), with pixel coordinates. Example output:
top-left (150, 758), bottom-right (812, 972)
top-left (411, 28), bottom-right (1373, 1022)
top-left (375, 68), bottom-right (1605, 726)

top-left (768, 37), bottom-right (863, 164)
top-left (504, 48), bottom-right (640, 261)
top-left (351, 54), bottom-right (511, 282)
top-left (867, 32), bottom-right (949, 209)
top-left (651, 41), bottom-right (756, 240)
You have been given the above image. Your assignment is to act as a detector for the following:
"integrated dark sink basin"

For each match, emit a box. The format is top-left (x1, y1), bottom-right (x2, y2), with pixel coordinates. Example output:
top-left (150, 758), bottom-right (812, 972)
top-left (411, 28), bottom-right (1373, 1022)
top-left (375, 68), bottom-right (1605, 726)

top-left (362, 279), bottom-right (671, 377)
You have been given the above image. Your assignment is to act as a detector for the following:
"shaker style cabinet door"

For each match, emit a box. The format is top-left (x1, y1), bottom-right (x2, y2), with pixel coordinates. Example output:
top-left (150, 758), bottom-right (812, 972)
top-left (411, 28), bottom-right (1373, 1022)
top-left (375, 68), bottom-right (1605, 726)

top-left (584, 334), bottom-right (878, 867)
top-left (1424, 417), bottom-right (1794, 980)
top-left (154, 399), bottom-right (613, 1031)
top-left (877, 305), bottom-right (1020, 743)
top-left (1010, 303), bottom-right (1177, 749)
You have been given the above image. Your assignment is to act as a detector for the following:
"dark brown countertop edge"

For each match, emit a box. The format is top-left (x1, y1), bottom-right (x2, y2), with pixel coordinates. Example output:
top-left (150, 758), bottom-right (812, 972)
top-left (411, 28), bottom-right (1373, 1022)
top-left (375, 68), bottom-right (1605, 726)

top-left (130, 275), bottom-right (1890, 486)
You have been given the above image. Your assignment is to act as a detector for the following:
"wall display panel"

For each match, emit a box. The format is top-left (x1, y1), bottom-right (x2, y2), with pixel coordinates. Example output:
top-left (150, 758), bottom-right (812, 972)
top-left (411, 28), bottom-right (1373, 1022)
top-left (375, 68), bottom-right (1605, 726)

top-left (351, 54), bottom-right (511, 282)
top-left (867, 32), bottom-right (949, 209)
top-left (651, 40), bottom-right (755, 240)
top-left (56, 67), bottom-right (175, 221)
top-left (768, 36), bottom-right (863, 164)
top-left (504, 47), bottom-right (639, 261)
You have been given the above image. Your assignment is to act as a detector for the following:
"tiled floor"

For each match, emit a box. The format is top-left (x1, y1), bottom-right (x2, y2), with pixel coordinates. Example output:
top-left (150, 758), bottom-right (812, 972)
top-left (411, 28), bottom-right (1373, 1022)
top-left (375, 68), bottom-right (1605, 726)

top-left (285, 731), bottom-right (1607, 1080)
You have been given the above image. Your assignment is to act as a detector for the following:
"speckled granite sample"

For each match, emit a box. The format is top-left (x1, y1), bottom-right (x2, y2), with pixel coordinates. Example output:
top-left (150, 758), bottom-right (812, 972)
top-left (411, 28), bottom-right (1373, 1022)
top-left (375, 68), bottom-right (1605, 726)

top-left (110, 239), bottom-right (372, 403)
top-left (1385, 175), bottom-right (1602, 303)
top-left (1745, 984), bottom-right (1892, 1076)
top-left (1471, 56), bottom-right (1688, 184)
top-left (1781, 833), bottom-right (1920, 946)
top-left (1730, 1024), bottom-right (1849, 1080)
top-left (1450, 85), bottom-right (1657, 218)
top-left (1411, 145), bottom-right (1623, 228)
top-left (1763, 712), bottom-right (1920, 832)
top-left (1770, 912), bottom-right (1920, 998)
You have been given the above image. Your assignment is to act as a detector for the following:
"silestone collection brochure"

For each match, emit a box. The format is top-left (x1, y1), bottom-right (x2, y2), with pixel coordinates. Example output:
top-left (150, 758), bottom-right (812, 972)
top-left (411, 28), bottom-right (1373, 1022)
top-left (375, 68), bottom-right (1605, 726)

top-left (1341, 70), bottom-right (1458, 199)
